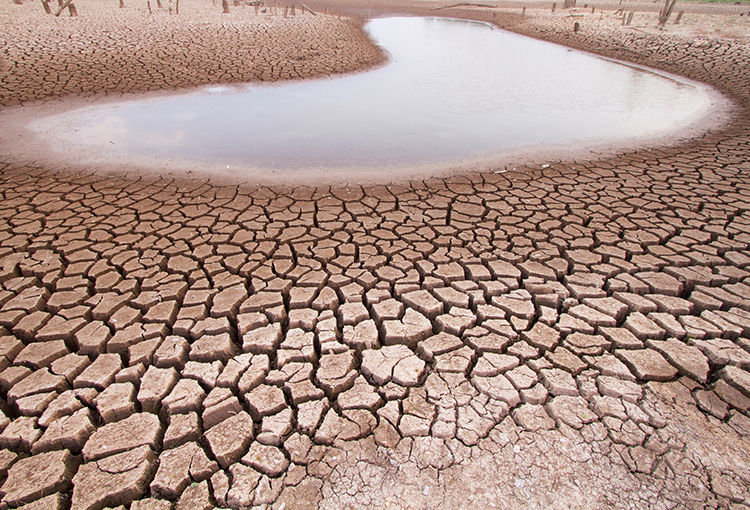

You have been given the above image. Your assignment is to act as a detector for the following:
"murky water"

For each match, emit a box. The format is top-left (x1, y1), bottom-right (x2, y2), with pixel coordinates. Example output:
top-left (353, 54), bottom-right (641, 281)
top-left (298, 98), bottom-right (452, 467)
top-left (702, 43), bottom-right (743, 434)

top-left (52, 17), bottom-right (715, 172)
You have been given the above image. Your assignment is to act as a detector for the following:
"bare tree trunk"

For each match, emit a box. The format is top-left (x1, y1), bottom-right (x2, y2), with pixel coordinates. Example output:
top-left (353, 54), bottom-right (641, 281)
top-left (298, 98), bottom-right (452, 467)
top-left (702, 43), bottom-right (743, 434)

top-left (55, 0), bottom-right (73, 16)
top-left (222, 0), bottom-right (229, 12)
top-left (41, 0), bottom-right (52, 13)
top-left (658, 0), bottom-right (676, 27)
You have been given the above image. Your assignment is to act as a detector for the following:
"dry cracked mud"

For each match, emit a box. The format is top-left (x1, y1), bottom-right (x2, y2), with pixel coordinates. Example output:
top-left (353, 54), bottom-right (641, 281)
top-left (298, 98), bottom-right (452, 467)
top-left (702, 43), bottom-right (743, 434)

top-left (0, 0), bottom-right (750, 508)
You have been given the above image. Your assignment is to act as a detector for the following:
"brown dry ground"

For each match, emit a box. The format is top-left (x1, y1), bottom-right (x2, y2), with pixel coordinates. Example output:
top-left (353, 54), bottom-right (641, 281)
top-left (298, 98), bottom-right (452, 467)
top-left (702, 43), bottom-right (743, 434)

top-left (0, 1), bottom-right (750, 509)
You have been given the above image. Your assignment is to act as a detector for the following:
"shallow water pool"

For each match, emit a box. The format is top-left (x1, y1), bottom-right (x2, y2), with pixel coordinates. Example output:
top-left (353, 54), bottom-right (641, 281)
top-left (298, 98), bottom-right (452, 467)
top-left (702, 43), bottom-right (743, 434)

top-left (26, 17), bottom-right (721, 178)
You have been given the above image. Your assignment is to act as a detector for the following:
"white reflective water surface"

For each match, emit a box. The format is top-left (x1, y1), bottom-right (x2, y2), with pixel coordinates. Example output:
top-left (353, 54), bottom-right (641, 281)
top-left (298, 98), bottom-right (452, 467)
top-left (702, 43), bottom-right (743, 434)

top-left (50, 17), bottom-right (717, 172)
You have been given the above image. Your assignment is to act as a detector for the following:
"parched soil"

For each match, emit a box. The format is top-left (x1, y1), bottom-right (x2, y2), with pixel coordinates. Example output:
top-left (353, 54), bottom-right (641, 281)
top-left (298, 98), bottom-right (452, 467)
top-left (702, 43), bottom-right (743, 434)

top-left (0, 1), bottom-right (749, 509)
top-left (0, 0), bottom-right (385, 106)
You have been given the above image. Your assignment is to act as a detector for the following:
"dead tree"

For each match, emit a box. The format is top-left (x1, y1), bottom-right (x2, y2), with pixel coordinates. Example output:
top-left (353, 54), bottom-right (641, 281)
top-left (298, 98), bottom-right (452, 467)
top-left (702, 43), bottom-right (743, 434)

top-left (657, 0), bottom-right (677, 28)
top-left (55, 0), bottom-right (77, 16)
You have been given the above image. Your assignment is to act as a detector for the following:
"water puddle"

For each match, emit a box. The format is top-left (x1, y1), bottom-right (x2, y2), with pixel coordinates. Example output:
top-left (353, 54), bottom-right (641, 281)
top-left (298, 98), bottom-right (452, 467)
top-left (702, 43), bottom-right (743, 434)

top-left (1, 17), bottom-right (730, 183)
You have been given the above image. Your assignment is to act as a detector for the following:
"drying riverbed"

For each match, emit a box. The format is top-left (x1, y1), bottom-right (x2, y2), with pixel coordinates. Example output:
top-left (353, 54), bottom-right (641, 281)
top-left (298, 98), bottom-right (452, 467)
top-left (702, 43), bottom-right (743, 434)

top-left (0, 15), bottom-right (732, 184)
top-left (0, 1), bottom-right (749, 509)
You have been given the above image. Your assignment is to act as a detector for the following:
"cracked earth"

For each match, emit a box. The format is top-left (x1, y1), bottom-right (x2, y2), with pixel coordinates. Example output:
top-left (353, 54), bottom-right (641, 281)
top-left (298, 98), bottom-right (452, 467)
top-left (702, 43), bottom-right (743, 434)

top-left (1, 0), bottom-right (750, 508)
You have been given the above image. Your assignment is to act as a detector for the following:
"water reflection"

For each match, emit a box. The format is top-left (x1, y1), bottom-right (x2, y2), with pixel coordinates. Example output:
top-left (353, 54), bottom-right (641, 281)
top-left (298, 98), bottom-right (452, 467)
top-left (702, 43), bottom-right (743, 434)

top-left (70, 17), bottom-right (710, 170)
